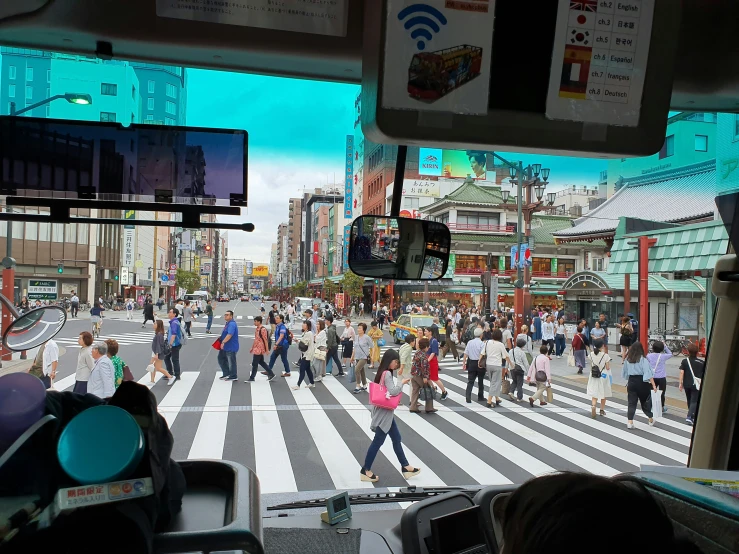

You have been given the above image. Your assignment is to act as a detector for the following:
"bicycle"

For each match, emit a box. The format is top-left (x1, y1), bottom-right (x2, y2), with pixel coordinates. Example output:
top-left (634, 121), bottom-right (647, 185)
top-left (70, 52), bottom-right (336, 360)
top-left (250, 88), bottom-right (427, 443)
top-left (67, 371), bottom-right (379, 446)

top-left (91, 315), bottom-right (103, 338)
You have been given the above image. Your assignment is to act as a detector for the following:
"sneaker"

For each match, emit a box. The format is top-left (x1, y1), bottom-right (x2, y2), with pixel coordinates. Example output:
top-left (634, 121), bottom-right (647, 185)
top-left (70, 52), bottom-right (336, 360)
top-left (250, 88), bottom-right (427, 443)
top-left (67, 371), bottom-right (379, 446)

top-left (219, 376), bottom-right (228, 380)
top-left (648, 418), bottom-right (655, 426)
top-left (508, 393), bottom-right (515, 401)
top-left (627, 422), bottom-right (635, 429)
top-left (225, 376), bottom-right (238, 381)
top-left (167, 377), bottom-right (176, 386)
top-left (440, 391), bottom-right (448, 400)
top-left (337, 373), bottom-right (345, 377)
top-left (282, 372), bottom-right (291, 377)
top-left (291, 385), bottom-right (300, 391)
top-left (686, 417), bottom-right (694, 425)
top-left (267, 375), bottom-right (277, 382)
top-left (662, 406), bottom-right (668, 413)
top-left (353, 388), bottom-right (361, 394)
top-left (307, 383), bottom-right (315, 388)
top-left (245, 379), bottom-right (255, 382)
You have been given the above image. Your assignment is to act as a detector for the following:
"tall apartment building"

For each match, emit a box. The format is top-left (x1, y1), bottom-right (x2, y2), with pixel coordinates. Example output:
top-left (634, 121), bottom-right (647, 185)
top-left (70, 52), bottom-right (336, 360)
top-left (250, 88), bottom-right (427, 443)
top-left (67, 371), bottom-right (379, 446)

top-left (129, 62), bottom-right (187, 126)
top-left (287, 197), bottom-right (302, 285)
top-left (363, 145), bottom-right (424, 216)
top-left (276, 222), bottom-right (289, 287)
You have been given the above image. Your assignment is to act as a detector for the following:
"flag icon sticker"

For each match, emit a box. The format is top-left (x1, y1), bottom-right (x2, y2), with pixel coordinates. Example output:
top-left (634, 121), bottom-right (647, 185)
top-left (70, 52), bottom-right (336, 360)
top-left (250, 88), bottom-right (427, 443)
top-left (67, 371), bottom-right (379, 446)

top-left (568, 9), bottom-right (595, 29)
top-left (568, 27), bottom-right (591, 45)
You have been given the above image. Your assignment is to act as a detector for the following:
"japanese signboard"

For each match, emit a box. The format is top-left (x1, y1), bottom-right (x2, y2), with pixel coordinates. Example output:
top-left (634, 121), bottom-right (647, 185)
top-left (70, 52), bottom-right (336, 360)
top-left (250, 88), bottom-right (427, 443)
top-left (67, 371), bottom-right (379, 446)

top-left (545, 0), bottom-right (656, 126)
top-left (343, 224), bottom-right (351, 271)
top-left (200, 263), bottom-right (212, 275)
top-left (344, 135), bottom-right (354, 218)
top-left (124, 209), bottom-right (135, 229)
top-left (120, 267), bottom-right (130, 286)
top-left (124, 229), bottom-right (135, 268)
top-left (252, 265), bottom-right (269, 277)
top-left (28, 280), bottom-right (58, 300)
top-left (194, 255), bottom-right (201, 274)
top-left (156, 0), bottom-right (348, 37)
top-left (401, 180), bottom-right (440, 198)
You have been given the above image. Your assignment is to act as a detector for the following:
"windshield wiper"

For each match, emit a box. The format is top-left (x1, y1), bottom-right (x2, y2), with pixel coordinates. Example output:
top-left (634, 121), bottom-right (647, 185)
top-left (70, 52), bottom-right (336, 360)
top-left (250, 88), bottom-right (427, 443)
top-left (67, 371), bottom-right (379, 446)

top-left (266, 486), bottom-right (478, 511)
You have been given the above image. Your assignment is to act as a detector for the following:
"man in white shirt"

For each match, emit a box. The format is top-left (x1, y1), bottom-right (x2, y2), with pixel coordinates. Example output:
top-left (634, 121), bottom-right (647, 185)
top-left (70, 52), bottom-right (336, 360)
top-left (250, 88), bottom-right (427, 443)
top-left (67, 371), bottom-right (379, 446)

top-left (89, 341), bottom-right (115, 399)
top-left (41, 338), bottom-right (59, 390)
top-left (70, 292), bottom-right (80, 318)
top-left (541, 314), bottom-right (556, 359)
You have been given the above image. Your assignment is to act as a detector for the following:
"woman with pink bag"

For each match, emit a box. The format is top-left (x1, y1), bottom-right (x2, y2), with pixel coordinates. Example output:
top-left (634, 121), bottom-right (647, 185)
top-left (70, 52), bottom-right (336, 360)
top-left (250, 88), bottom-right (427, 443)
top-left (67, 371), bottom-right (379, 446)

top-left (360, 350), bottom-right (422, 483)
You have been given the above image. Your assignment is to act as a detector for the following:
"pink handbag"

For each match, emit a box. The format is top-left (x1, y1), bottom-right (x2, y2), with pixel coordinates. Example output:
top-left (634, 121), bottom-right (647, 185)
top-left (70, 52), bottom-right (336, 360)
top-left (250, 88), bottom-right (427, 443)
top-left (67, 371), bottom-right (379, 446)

top-left (369, 371), bottom-right (401, 410)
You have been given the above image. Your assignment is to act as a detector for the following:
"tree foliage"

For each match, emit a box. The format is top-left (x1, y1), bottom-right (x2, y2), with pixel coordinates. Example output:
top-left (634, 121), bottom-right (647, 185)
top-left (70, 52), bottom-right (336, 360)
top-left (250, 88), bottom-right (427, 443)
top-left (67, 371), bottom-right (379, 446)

top-left (341, 270), bottom-right (364, 300)
top-left (291, 281), bottom-right (308, 296)
top-left (175, 269), bottom-right (201, 294)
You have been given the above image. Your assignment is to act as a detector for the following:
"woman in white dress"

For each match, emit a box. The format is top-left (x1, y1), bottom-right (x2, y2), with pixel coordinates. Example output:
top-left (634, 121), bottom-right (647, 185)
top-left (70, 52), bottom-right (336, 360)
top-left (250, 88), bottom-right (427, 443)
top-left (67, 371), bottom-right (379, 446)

top-left (586, 338), bottom-right (612, 418)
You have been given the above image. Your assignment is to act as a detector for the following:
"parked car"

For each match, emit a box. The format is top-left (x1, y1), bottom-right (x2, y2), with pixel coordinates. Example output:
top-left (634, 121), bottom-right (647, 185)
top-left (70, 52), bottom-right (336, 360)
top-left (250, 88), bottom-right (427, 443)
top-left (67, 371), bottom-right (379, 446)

top-left (240, 295), bottom-right (249, 301)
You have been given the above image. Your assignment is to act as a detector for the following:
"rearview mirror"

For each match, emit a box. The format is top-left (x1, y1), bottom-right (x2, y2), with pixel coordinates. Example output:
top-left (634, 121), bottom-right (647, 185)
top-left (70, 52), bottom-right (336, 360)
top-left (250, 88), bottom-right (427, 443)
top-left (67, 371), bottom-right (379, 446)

top-left (348, 216), bottom-right (451, 280)
top-left (2, 306), bottom-right (67, 352)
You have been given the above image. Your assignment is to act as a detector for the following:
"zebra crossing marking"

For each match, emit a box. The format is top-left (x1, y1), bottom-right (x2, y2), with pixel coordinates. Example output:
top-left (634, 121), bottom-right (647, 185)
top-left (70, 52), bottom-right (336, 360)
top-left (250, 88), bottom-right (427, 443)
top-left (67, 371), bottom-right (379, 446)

top-left (188, 374), bottom-right (233, 460)
top-left (158, 372), bottom-right (199, 428)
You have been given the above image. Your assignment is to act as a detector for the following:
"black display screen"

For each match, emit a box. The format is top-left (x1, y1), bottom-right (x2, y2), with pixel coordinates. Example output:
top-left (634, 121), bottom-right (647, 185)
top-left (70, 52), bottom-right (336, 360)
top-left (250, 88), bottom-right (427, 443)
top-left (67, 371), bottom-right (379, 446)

top-left (430, 505), bottom-right (487, 554)
top-left (332, 495), bottom-right (347, 513)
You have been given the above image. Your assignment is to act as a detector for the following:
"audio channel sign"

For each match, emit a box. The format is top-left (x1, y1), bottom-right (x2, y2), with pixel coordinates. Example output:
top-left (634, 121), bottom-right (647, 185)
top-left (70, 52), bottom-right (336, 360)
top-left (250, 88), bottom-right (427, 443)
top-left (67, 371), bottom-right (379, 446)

top-left (382, 0), bottom-right (496, 115)
top-left (545, 0), bottom-right (656, 126)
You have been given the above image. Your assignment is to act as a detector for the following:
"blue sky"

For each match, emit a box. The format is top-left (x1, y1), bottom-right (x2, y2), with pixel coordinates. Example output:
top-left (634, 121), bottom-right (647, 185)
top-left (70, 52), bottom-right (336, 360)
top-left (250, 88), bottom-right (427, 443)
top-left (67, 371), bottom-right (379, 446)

top-left (187, 70), bottom-right (610, 262)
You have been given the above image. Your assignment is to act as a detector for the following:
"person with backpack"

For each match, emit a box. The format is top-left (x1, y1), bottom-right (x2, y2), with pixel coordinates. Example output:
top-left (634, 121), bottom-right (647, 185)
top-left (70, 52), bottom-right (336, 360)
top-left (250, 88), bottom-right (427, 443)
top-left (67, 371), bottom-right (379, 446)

top-left (267, 313), bottom-right (292, 377)
top-left (569, 325), bottom-right (589, 375)
top-left (508, 337), bottom-right (529, 402)
top-left (587, 338), bottom-right (612, 418)
top-left (247, 316), bottom-right (274, 381)
top-left (325, 314), bottom-right (346, 377)
top-left (125, 298), bottom-right (134, 320)
top-left (527, 344), bottom-right (552, 407)
top-left (164, 307), bottom-right (183, 382)
top-left (679, 343), bottom-right (704, 425)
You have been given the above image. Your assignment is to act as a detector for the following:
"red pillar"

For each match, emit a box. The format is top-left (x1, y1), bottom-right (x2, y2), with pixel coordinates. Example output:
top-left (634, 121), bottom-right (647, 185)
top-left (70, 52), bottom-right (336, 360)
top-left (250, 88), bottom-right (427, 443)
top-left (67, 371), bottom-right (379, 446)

top-left (1, 267), bottom-right (15, 362)
top-left (638, 236), bottom-right (657, 347)
top-left (623, 274), bottom-right (631, 316)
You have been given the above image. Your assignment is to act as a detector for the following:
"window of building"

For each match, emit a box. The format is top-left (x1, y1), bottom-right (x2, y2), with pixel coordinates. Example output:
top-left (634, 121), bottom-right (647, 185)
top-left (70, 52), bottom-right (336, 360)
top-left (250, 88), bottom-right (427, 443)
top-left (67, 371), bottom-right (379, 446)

top-left (38, 222), bottom-right (50, 241)
top-left (435, 213), bottom-right (449, 224)
top-left (165, 100), bottom-right (176, 115)
top-left (695, 134), bottom-right (708, 152)
top-left (65, 223), bottom-right (77, 243)
top-left (147, 97), bottom-right (154, 110)
top-left (25, 86), bottom-right (32, 100)
top-left (50, 223), bottom-right (63, 242)
top-left (456, 211), bottom-right (500, 227)
top-left (8, 65), bottom-right (16, 79)
top-left (592, 257), bottom-right (605, 271)
top-left (659, 134), bottom-right (674, 159)
top-left (166, 83), bottom-right (177, 98)
top-left (8, 84), bottom-right (15, 98)
top-left (24, 221), bottom-right (38, 240)
top-left (403, 197), bottom-right (420, 209)
top-left (78, 223), bottom-right (89, 244)
top-left (148, 80), bottom-right (155, 93)
top-left (101, 83), bottom-right (117, 96)
top-left (25, 67), bottom-right (33, 81)
top-left (100, 112), bottom-right (116, 122)
top-left (132, 85), bottom-right (136, 100)
top-left (165, 117), bottom-right (176, 125)
top-left (12, 221), bottom-right (23, 238)
top-left (146, 114), bottom-right (153, 121)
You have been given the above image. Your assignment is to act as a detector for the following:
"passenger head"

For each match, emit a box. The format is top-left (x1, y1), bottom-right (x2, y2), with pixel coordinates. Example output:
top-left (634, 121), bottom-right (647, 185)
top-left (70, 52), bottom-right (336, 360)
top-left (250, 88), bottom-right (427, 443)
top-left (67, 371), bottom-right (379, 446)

top-left (405, 333), bottom-right (416, 344)
top-left (104, 339), bottom-right (119, 357)
top-left (492, 328), bottom-right (503, 342)
top-left (516, 337), bottom-right (527, 349)
top-left (501, 473), bottom-right (700, 554)
top-left (652, 340), bottom-right (665, 353)
top-left (474, 327), bottom-right (483, 338)
top-left (687, 343), bottom-right (699, 358)
top-left (626, 341), bottom-right (646, 363)
top-left (374, 349), bottom-right (400, 382)
top-left (539, 344), bottom-right (548, 355)
top-left (592, 338), bottom-right (603, 355)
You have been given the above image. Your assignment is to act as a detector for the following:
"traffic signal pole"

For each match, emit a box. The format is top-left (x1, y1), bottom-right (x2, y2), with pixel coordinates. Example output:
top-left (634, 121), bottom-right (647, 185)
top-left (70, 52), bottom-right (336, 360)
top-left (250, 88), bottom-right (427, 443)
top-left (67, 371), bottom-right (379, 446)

top-left (1, 214), bottom-right (17, 365)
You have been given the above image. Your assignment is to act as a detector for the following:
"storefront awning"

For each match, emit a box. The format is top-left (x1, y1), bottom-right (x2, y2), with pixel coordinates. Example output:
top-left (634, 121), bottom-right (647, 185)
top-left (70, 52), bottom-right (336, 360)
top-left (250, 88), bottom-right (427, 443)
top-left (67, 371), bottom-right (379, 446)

top-left (608, 220), bottom-right (728, 274)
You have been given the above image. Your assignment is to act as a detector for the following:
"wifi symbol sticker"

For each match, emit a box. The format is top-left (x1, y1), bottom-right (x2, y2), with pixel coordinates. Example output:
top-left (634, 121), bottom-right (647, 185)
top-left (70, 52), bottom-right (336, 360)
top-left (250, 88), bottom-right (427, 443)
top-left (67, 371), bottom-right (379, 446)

top-left (397, 4), bottom-right (448, 51)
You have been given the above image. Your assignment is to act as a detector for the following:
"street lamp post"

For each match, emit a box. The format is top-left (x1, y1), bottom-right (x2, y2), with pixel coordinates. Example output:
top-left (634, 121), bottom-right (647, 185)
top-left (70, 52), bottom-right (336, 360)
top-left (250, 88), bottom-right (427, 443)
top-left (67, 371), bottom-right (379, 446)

top-left (1, 92), bottom-right (93, 364)
top-left (492, 154), bottom-right (551, 333)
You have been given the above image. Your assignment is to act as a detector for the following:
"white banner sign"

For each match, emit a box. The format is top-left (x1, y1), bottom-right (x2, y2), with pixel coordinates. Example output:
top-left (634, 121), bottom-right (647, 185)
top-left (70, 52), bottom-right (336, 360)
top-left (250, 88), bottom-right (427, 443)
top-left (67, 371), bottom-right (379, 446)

top-left (120, 267), bottom-right (130, 286)
top-left (123, 229), bottom-right (135, 268)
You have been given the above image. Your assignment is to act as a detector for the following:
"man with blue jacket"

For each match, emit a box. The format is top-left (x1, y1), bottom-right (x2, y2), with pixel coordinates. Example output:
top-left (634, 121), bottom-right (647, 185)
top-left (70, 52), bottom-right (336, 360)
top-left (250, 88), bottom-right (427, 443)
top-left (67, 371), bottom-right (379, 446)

top-left (218, 310), bottom-right (239, 381)
top-left (165, 307), bottom-right (183, 384)
top-left (268, 313), bottom-right (292, 377)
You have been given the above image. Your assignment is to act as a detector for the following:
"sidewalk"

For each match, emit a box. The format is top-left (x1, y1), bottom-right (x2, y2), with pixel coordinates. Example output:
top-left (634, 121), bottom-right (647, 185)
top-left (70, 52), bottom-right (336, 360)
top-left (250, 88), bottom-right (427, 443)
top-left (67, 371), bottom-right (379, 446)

top-left (546, 349), bottom-right (689, 413)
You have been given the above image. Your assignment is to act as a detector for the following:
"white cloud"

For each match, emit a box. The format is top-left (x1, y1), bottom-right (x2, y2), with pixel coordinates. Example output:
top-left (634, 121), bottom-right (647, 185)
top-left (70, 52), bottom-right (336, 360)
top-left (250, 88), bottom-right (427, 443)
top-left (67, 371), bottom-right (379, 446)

top-left (216, 159), bottom-right (345, 263)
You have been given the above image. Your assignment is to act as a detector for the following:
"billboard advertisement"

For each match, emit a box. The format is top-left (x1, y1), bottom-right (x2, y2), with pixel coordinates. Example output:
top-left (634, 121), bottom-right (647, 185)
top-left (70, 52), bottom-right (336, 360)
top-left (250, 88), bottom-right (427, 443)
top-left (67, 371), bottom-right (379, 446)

top-left (252, 265), bottom-right (269, 277)
top-left (344, 135), bottom-right (354, 218)
top-left (419, 148), bottom-right (495, 180)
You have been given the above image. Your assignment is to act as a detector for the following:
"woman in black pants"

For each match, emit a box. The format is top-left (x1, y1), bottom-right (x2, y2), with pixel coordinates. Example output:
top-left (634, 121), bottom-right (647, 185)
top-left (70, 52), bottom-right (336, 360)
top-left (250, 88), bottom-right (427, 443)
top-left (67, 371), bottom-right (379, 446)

top-left (621, 341), bottom-right (658, 430)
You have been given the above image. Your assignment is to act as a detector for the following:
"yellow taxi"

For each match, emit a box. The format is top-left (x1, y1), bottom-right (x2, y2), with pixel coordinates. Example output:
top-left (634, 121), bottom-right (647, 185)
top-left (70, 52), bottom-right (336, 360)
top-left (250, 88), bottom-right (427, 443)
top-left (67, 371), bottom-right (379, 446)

top-left (389, 313), bottom-right (446, 344)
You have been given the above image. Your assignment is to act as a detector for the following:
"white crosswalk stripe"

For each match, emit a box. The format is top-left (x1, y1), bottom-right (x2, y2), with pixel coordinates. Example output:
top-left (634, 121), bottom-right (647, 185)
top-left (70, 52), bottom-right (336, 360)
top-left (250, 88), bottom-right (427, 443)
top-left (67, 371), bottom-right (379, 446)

top-left (48, 344), bottom-right (691, 494)
top-left (52, 331), bottom-right (255, 349)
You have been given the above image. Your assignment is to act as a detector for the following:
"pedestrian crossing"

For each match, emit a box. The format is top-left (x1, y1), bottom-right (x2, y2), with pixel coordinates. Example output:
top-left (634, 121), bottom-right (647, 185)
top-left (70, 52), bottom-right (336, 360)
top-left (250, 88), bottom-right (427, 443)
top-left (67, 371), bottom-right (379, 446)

top-left (49, 347), bottom-right (692, 494)
top-left (53, 330), bottom-right (255, 349)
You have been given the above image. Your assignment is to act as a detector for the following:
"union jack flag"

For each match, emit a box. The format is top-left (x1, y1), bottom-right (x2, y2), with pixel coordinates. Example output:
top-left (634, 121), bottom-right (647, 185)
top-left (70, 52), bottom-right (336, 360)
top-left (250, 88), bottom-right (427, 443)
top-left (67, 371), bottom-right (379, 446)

top-left (570, 0), bottom-right (597, 10)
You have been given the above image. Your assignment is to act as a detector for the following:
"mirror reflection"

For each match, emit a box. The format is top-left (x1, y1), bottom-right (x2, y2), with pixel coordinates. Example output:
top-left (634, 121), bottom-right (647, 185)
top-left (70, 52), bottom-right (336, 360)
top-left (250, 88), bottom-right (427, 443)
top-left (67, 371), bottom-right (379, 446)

top-left (348, 216), bottom-right (450, 280)
top-left (2, 306), bottom-right (67, 352)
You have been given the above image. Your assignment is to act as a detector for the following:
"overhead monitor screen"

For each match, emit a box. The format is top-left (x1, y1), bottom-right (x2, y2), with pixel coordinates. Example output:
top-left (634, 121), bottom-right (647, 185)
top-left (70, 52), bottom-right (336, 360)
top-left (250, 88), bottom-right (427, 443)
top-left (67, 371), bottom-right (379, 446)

top-left (0, 117), bottom-right (247, 205)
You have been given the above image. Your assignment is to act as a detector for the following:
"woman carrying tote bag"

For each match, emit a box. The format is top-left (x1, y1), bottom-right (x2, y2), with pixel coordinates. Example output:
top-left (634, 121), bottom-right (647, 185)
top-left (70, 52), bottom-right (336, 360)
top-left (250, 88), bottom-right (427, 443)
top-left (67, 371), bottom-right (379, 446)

top-left (361, 349), bottom-right (421, 483)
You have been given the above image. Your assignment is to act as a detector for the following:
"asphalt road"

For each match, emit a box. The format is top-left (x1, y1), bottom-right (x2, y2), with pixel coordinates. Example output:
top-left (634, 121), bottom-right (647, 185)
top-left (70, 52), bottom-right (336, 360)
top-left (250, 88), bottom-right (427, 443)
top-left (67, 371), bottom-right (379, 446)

top-left (48, 300), bottom-right (693, 496)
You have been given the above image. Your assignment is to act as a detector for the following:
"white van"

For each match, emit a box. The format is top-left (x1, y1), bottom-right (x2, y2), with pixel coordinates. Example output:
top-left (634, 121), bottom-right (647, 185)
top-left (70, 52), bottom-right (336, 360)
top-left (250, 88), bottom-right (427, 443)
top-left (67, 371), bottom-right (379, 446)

top-left (184, 291), bottom-right (210, 303)
top-left (295, 297), bottom-right (321, 312)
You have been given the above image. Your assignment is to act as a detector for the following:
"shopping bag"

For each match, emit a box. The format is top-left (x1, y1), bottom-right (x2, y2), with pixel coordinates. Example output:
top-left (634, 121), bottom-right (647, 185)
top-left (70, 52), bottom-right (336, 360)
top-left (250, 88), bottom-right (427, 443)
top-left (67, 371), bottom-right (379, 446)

top-left (567, 353), bottom-right (576, 367)
top-left (501, 378), bottom-right (511, 395)
top-left (122, 365), bottom-right (134, 382)
top-left (546, 385), bottom-right (553, 403)
top-left (651, 390), bottom-right (663, 419)
top-left (212, 338), bottom-right (222, 350)
top-left (377, 338), bottom-right (386, 347)
top-left (348, 363), bottom-right (356, 383)
top-left (419, 385), bottom-right (440, 402)
top-left (369, 371), bottom-right (401, 409)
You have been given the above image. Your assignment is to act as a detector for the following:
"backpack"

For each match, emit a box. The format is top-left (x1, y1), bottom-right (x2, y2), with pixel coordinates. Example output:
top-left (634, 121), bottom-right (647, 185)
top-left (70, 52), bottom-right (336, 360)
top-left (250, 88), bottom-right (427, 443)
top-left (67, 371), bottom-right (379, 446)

top-left (590, 353), bottom-right (605, 378)
top-left (285, 327), bottom-right (294, 345)
top-left (260, 326), bottom-right (271, 350)
top-left (463, 324), bottom-right (475, 343)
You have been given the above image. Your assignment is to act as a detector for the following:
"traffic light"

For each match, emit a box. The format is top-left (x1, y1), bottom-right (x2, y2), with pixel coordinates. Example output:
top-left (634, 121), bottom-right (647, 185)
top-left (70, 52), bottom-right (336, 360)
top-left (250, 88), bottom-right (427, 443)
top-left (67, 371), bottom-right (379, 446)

top-left (374, 279), bottom-right (379, 285)
top-left (57, 263), bottom-right (63, 274)
top-left (204, 244), bottom-right (212, 253)
top-left (113, 272), bottom-right (119, 281)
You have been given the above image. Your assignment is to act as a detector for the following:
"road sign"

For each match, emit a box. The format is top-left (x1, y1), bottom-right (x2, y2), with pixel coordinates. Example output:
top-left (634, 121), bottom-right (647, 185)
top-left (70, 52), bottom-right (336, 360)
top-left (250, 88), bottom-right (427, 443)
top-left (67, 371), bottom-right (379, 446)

top-left (169, 264), bottom-right (177, 270)
top-left (161, 274), bottom-right (169, 282)
top-left (120, 267), bottom-right (130, 285)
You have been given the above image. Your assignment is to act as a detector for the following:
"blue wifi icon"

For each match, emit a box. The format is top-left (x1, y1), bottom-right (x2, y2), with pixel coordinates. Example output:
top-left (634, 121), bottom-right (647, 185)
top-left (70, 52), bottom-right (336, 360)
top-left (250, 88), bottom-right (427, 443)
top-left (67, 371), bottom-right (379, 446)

top-left (397, 4), bottom-right (448, 51)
